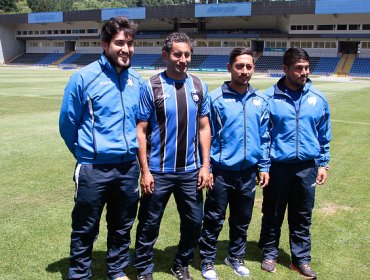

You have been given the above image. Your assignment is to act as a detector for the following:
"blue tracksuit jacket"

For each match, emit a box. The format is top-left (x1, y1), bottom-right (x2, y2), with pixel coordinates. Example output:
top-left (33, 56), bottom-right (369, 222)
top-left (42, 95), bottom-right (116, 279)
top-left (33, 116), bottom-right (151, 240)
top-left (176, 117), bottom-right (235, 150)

top-left (59, 53), bottom-right (143, 164)
top-left (265, 77), bottom-right (331, 167)
top-left (208, 82), bottom-right (270, 172)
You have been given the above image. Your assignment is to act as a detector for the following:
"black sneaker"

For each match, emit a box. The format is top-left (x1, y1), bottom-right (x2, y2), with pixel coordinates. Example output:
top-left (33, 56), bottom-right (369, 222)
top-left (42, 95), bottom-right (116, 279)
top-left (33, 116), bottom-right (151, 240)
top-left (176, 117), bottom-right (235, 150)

top-left (290, 263), bottom-right (317, 279)
top-left (171, 265), bottom-right (193, 280)
top-left (137, 273), bottom-right (153, 280)
top-left (261, 258), bottom-right (277, 273)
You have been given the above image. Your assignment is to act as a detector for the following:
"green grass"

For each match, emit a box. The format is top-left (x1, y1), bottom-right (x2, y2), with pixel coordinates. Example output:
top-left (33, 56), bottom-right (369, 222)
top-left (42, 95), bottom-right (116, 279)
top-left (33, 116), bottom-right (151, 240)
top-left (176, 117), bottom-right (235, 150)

top-left (0, 67), bottom-right (369, 280)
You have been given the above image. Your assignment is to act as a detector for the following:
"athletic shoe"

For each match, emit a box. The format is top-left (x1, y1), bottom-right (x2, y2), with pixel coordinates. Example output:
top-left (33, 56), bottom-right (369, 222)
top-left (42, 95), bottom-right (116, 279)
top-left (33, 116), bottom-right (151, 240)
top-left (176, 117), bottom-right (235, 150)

top-left (201, 262), bottom-right (218, 280)
top-left (171, 265), bottom-right (193, 280)
top-left (137, 273), bottom-right (153, 280)
top-left (115, 277), bottom-right (129, 280)
top-left (290, 263), bottom-right (317, 279)
top-left (224, 256), bottom-right (250, 277)
top-left (109, 275), bottom-right (129, 280)
top-left (261, 258), bottom-right (277, 273)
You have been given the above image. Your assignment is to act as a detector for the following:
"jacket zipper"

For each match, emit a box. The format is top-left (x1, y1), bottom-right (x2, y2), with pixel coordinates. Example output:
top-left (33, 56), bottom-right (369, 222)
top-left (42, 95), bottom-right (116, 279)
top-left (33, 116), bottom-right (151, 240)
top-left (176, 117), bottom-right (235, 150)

top-left (216, 107), bottom-right (223, 163)
top-left (275, 89), bottom-right (302, 159)
top-left (118, 74), bottom-right (129, 158)
top-left (242, 102), bottom-right (247, 171)
top-left (295, 95), bottom-right (303, 159)
top-left (88, 97), bottom-right (98, 159)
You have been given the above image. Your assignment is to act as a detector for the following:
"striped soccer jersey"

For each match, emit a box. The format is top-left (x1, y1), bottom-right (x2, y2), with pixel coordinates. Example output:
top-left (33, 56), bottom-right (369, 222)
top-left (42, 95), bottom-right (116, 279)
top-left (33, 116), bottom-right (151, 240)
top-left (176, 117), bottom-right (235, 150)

top-left (138, 71), bottom-right (209, 173)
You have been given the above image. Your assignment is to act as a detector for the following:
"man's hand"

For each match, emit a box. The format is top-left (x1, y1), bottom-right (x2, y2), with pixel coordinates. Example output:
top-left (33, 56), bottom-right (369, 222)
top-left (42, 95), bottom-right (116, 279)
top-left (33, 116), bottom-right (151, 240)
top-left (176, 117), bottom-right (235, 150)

top-left (259, 172), bottom-right (270, 188)
top-left (316, 167), bottom-right (328, 185)
top-left (140, 170), bottom-right (154, 194)
top-left (197, 166), bottom-right (211, 190)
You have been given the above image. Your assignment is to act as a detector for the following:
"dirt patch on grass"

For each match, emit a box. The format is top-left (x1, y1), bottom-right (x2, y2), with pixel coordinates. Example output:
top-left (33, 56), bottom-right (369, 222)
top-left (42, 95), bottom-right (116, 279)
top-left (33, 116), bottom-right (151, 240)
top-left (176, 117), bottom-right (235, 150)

top-left (317, 202), bottom-right (354, 215)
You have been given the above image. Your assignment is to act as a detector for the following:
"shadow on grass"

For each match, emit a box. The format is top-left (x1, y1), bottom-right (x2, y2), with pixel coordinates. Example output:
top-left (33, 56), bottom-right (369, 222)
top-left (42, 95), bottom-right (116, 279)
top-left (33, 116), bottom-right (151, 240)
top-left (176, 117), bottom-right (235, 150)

top-left (46, 246), bottom-right (181, 279)
top-left (46, 241), bottom-right (290, 279)
top-left (208, 240), bottom-right (291, 268)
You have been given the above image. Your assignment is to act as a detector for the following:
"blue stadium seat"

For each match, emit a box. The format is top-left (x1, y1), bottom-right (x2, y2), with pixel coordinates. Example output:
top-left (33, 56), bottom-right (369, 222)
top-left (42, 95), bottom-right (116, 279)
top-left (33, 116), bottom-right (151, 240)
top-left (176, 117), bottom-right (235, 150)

top-left (350, 58), bottom-right (370, 77)
top-left (10, 53), bottom-right (64, 66)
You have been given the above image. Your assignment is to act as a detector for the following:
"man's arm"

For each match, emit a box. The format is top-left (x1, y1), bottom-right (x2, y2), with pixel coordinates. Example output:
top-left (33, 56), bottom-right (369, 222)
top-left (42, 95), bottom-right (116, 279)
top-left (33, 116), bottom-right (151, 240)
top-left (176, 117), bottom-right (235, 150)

top-left (258, 101), bottom-right (271, 188)
top-left (59, 74), bottom-right (84, 157)
top-left (137, 120), bottom-right (154, 194)
top-left (316, 102), bottom-right (332, 185)
top-left (198, 115), bottom-right (211, 189)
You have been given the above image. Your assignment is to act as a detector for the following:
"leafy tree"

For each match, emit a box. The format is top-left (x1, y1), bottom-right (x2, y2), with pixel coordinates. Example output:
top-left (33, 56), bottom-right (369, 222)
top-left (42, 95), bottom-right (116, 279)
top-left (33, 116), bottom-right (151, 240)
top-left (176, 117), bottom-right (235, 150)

top-left (0, 0), bottom-right (17, 13)
top-left (15, 0), bottom-right (31, 13)
top-left (137, 0), bottom-right (177, 6)
top-left (27, 0), bottom-right (54, 12)
top-left (56, 0), bottom-right (75, 12)
top-left (71, 0), bottom-right (129, 10)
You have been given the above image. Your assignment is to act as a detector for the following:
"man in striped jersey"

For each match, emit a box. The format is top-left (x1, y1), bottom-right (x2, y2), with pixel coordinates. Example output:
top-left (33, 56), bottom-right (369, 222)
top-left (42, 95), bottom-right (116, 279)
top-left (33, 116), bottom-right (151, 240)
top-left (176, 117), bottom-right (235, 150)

top-left (134, 32), bottom-right (211, 280)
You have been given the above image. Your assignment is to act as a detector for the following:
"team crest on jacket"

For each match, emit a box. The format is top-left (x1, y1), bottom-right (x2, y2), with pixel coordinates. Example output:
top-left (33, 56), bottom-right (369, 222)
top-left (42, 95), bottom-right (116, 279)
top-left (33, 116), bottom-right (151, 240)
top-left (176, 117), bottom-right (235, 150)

top-left (252, 97), bottom-right (261, 108)
top-left (191, 90), bottom-right (201, 103)
top-left (126, 78), bottom-right (134, 88)
top-left (307, 96), bottom-right (317, 106)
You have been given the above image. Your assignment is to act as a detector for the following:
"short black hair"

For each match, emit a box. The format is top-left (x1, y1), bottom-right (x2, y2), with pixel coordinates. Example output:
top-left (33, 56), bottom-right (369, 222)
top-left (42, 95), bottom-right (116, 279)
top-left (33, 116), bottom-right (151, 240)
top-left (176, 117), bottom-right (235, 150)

top-left (283, 47), bottom-right (309, 67)
top-left (229, 47), bottom-right (254, 65)
top-left (162, 32), bottom-right (195, 53)
top-left (101, 16), bottom-right (138, 43)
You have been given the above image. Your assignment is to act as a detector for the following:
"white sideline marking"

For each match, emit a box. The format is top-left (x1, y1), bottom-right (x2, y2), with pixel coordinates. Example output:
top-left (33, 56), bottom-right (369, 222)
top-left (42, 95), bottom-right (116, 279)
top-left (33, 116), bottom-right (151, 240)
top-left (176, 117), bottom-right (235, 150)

top-left (332, 119), bottom-right (370, 126)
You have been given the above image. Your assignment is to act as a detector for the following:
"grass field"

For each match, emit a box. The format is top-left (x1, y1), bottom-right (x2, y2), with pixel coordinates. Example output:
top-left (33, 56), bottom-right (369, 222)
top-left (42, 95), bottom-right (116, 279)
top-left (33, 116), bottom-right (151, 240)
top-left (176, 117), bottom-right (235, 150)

top-left (0, 66), bottom-right (369, 280)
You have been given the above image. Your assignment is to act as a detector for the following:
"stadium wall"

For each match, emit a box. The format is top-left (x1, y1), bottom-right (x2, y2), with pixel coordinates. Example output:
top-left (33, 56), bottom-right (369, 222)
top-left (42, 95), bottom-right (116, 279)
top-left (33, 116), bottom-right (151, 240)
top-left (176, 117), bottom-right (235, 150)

top-left (0, 26), bottom-right (24, 64)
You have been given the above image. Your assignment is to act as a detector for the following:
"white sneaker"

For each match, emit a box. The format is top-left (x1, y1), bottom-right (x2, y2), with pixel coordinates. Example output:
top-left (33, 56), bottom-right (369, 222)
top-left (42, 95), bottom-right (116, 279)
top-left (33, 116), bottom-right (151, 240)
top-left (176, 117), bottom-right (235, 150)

top-left (201, 262), bottom-right (218, 280)
top-left (224, 256), bottom-right (250, 277)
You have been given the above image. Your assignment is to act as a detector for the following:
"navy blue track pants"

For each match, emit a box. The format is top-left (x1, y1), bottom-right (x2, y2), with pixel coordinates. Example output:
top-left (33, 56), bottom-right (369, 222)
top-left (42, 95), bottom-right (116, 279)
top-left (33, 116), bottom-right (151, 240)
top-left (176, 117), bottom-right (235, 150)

top-left (68, 161), bottom-right (139, 280)
top-left (199, 165), bottom-right (257, 263)
top-left (134, 170), bottom-right (203, 276)
top-left (259, 160), bottom-right (317, 265)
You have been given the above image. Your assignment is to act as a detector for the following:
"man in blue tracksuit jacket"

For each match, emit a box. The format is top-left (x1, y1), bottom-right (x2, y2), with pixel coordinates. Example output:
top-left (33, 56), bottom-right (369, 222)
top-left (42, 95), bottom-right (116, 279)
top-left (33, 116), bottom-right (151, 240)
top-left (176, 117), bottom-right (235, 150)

top-left (59, 17), bottom-right (142, 280)
top-left (259, 48), bottom-right (331, 280)
top-left (199, 47), bottom-right (270, 280)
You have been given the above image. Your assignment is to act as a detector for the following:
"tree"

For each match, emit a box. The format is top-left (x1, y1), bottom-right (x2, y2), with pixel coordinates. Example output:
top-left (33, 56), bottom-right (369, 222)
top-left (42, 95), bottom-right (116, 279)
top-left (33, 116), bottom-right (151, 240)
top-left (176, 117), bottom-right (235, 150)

top-left (137, 0), bottom-right (177, 6)
top-left (71, 0), bottom-right (129, 11)
top-left (0, 0), bottom-right (17, 13)
top-left (15, 0), bottom-right (31, 13)
top-left (27, 0), bottom-right (54, 12)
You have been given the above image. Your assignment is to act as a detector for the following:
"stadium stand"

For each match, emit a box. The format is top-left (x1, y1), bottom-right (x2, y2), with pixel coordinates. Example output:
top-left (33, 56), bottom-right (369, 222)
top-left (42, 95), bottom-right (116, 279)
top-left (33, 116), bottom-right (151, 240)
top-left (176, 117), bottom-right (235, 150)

top-left (10, 53), bottom-right (65, 66)
top-left (349, 58), bottom-right (370, 77)
top-left (131, 54), bottom-right (162, 69)
top-left (198, 55), bottom-right (228, 71)
top-left (61, 53), bottom-right (100, 67)
top-left (255, 56), bottom-right (282, 72)
top-left (1, 1), bottom-right (369, 77)
top-left (310, 57), bottom-right (340, 75)
top-left (255, 56), bottom-right (339, 76)
top-left (57, 53), bottom-right (340, 75)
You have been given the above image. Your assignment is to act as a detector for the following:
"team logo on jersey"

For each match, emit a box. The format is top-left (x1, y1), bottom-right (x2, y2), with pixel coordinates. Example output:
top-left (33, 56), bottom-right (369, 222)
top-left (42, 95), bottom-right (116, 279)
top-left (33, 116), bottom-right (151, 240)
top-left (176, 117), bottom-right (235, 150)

top-left (252, 97), bottom-right (261, 108)
top-left (307, 96), bottom-right (317, 106)
top-left (191, 90), bottom-right (201, 103)
top-left (225, 99), bottom-right (236, 103)
top-left (126, 78), bottom-right (134, 88)
top-left (99, 80), bottom-right (113, 86)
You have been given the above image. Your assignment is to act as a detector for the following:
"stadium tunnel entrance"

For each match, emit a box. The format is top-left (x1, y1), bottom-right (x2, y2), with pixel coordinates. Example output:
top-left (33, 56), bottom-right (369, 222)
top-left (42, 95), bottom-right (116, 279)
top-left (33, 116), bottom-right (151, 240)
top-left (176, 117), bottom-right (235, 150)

top-left (252, 40), bottom-right (264, 56)
top-left (65, 41), bottom-right (76, 52)
top-left (339, 41), bottom-right (359, 55)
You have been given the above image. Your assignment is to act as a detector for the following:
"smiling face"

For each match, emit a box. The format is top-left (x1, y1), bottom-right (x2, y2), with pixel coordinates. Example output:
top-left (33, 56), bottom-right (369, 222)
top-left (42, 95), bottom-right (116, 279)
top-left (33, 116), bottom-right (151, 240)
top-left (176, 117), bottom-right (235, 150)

top-left (227, 54), bottom-right (254, 93)
top-left (162, 42), bottom-right (192, 80)
top-left (102, 30), bottom-right (134, 74)
top-left (283, 59), bottom-right (310, 90)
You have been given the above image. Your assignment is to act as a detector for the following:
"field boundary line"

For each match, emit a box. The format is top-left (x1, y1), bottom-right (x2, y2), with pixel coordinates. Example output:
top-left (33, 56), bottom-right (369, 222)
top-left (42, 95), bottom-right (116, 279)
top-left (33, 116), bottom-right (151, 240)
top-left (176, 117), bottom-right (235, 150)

top-left (332, 119), bottom-right (370, 125)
